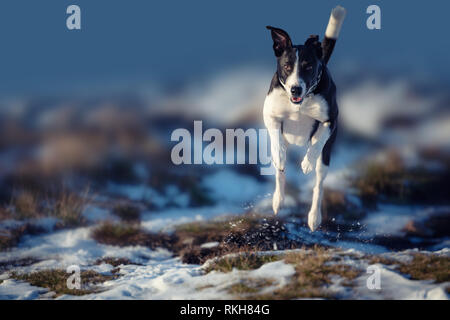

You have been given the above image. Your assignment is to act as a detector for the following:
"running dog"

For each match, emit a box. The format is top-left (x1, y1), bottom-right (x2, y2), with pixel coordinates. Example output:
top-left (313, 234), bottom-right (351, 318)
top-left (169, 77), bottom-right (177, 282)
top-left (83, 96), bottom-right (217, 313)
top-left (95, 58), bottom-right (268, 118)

top-left (264, 6), bottom-right (346, 231)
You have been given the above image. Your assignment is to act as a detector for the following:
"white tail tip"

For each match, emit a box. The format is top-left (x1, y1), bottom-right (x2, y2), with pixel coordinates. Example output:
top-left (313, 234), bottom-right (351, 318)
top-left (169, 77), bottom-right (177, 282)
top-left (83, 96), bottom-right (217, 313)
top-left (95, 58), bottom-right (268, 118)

top-left (332, 5), bottom-right (347, 21)
top-left (325, 5), bottom-right (347, 39)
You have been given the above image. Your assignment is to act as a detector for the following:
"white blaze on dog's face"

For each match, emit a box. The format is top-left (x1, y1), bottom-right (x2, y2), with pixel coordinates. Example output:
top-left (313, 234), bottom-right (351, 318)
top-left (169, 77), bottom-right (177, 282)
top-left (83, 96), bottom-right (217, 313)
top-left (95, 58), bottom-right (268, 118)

top-left (267, 27), bottom-right (323, 105)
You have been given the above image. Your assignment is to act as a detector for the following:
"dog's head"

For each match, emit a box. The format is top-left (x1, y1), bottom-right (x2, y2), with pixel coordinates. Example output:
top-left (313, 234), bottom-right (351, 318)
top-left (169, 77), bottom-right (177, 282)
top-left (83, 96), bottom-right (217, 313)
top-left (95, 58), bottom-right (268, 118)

top-left (266, 26), bottom-right (323, 104)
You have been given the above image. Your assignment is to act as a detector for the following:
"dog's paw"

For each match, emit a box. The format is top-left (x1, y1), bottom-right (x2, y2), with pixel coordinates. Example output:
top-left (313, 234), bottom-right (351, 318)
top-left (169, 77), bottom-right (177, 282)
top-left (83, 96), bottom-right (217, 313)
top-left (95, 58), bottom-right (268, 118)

top-left (272, 190), bottom-right (284, 215)
top-left (301, 154), bottom-right (316, 174)
top-left (308, 209), bottom-right (322, 232)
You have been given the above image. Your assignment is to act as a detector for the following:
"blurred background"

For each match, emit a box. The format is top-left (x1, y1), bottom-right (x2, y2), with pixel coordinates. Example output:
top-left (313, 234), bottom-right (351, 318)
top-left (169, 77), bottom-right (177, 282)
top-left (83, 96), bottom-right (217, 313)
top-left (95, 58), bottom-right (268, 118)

top-left (0, 0), bottom-right (449, 264)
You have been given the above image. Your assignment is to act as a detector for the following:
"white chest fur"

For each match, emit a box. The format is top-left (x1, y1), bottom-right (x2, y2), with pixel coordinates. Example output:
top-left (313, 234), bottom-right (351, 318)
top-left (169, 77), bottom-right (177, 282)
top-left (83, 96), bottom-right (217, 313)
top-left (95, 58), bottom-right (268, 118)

top-left (263, 88), bottom-right (329, 146)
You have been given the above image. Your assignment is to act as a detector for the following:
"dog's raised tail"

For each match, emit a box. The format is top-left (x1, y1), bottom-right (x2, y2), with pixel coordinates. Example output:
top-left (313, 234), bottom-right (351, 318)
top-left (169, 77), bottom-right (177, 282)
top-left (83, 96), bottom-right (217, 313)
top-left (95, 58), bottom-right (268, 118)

top-left (322, 6), bottom-right (346, 65)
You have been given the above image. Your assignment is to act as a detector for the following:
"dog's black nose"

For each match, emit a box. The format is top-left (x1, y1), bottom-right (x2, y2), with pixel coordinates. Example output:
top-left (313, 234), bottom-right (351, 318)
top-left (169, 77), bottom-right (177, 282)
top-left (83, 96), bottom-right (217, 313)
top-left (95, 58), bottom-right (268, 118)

top-left (291, 86), bottom-right (302, 96)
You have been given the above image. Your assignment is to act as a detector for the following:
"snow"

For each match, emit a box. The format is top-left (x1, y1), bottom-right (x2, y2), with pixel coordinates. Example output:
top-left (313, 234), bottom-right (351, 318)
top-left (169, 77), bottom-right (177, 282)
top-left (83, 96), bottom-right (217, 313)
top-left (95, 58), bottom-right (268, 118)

top-left (339, 80), bottom-right (438, 139)
top-left (0, 227), bottom-right (171, 269)
top-left (107, 183), bottom-right (165, 207)
top-left (354, 264), bottom-right (448, 300)
top-left (156, 66), bottom-right (271, 125)
top-left (200, 242), bottom-right (219, 249)
top-left (140, 205), bottom-right (243, 233)
top-left (202, 169), bottom-right (270, 205)
top-left (0, 228), bottom-right (448, 300)
top-left (362, 205), bottom-right (440, 237)
top-left (0, 279), bottom-right (46, 300)
top-left (55, 259), bottom-right (293, 300)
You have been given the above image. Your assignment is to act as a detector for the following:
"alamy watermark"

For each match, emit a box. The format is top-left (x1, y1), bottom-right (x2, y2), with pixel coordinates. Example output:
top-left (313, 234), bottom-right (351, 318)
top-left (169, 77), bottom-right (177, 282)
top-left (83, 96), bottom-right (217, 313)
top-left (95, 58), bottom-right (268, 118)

top-left (66, 265), bottom-right (81, 290)
top-left (170, 121), bottom-right (275, 175)
top-left (366, 265), bottom-right (381, 290)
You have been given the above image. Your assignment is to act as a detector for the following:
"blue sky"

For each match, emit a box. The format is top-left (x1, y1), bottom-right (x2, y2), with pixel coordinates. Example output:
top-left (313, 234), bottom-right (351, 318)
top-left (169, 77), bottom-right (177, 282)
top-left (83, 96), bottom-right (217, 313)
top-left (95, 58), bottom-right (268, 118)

top-left (0, 0), bottom-right (448, 96)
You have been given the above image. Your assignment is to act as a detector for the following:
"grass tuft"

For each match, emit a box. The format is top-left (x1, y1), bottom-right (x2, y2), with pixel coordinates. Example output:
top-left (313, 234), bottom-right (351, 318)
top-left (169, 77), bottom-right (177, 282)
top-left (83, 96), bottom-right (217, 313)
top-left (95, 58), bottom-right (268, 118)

top-left (112, 203), bottom-right (141, 223)
top-left (91, 221), bottom-right (173, 249)
top-left (11, 190), bottom-right (40, 220)
top-left (94, 257), bottom-right (134, 267)
top-left (351, 152), bottom-right (450, 207)
top-left (397, 254), bottom-right (450, 283)
top-left (10, 269), bottom-right (116, 297)
top-left (249, 247), bottom-right (360, 299)
top-left (227, 278), bottom-right (275, 296)
top-left (205, 253), bottom-right (280, 273)
top-left (51, 188), bottom-right (90, 228)
top-left (0, 225), bottom-right (44, 252)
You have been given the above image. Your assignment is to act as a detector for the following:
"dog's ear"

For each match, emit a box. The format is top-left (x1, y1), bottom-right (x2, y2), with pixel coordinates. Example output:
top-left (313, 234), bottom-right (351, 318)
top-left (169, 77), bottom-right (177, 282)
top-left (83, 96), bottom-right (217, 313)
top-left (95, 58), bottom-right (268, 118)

top-left (305, 35), bottom-right (323, 59)
top-left (266, 26), bottom-right (293, 57)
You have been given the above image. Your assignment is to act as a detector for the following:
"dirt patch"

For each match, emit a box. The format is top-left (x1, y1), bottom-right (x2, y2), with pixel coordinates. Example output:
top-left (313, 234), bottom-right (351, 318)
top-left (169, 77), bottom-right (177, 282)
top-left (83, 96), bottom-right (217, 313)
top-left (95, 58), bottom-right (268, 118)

top-left (172, 215), bottom-right (304, 264)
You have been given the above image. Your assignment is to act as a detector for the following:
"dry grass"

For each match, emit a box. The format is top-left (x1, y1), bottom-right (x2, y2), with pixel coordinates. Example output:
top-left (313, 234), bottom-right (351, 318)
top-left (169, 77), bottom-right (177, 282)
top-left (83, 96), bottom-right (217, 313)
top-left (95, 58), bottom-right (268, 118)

top-left (205, 247), bottom-right (361, 300)
top-left (0, 224), bottom-right (44, 252)
top-left (94, 257), bottom-right (134, 267)
top-left (367, 255), bottom-right (396, 266)
top-left (367, 252), bottom-right (449, 283)
top-left (248, 247), bottom-right (360, 300)
top-left (205, 253), bottom-right (281, 273)
top-left (51, 188), bottom-right (90, 227)
top-left (6, 186), bottom-right (90, 228)
top-left (0, 229), bottom-right (23, 251)
top-left (352, 152), bottom-right (450, 207)
top-left (11, 190), bottom-right (40, 220)
top-left (397, 254), bottom-right (450, 283)
top-left (321, 188), bottom-right (365, 224)
top-left (227, 278), bottom-right (275, 296)
top-left (112, 203), bottom-right (141, 223)
top-left (0, 207), bottom-right (12, 221)
top-left (91, 221), bottom-right (173, 249)
top-left (10, 269), bottom-right (116, 297)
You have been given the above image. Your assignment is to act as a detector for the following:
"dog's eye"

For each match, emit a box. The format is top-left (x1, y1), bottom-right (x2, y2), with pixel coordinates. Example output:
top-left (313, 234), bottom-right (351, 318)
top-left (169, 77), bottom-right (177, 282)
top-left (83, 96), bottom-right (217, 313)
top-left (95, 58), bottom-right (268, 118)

top-left (306, 66), bottom-right (313, 71)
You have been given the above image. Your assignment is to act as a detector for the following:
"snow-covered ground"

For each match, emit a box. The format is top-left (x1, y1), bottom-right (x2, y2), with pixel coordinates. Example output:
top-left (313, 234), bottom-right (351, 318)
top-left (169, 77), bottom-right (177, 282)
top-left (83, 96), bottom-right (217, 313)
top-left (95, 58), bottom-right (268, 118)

top-left (0, 69), bottom-right (449, 300)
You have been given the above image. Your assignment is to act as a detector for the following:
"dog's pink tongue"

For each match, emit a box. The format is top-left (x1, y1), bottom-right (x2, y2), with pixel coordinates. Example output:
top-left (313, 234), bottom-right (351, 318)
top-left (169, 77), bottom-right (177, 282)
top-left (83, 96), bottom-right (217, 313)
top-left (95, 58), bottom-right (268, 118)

top-left (292, 97), bottom-right (302, 103)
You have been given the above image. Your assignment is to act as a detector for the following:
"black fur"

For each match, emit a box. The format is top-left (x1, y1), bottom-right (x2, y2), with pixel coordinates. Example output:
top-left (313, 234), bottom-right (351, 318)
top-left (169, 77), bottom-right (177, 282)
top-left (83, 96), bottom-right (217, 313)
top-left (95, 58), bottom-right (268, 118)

top-left (312, 66), bottom-right (338, 166)
top-left (266, 27), bottom-right (339, 167)
top-left (321, 36), bottom-right (336, 65)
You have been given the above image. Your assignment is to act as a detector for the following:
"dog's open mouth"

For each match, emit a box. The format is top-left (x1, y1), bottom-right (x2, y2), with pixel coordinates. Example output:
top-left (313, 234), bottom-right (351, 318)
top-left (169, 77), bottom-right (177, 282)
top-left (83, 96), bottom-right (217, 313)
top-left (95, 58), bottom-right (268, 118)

top-left (290, 96), bottom-right (303, 104)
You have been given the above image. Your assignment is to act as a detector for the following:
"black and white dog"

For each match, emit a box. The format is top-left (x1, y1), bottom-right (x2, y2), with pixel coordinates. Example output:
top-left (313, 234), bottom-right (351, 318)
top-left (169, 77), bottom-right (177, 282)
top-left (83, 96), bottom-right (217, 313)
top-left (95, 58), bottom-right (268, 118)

top-left (264, 6), bottom-right (346, 231)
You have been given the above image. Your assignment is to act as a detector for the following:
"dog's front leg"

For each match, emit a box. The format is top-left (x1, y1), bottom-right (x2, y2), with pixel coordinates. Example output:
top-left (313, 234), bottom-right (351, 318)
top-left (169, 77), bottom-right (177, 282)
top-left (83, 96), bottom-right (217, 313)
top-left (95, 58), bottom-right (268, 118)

top-left (301, 121), bottom-right (331, 174)
top-left (273, 168), bottom-right (286, 215)
top-left (304, 121), bottom-right (335, 231)
top-left (264, 115), bottom-right (287, 215)
top-left (308, 153), bottom-right (328, 231)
